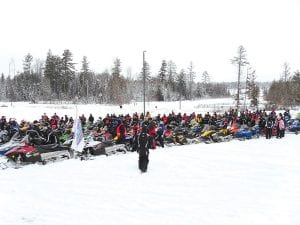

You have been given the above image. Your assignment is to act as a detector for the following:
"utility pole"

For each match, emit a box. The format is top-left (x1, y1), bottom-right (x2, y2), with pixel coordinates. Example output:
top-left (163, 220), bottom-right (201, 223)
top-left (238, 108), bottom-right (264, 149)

top-left (179, 91), bottom-right (181, 110)
top-left (143, 51), bottom-right (146, 117)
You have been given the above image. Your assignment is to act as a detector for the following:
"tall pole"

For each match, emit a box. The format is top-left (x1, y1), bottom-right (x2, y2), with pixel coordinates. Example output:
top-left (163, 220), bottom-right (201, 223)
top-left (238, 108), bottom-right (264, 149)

top-left (179, 91), bottom-right (181, 110)
top-left (143, 51), bottom-right (146, 117)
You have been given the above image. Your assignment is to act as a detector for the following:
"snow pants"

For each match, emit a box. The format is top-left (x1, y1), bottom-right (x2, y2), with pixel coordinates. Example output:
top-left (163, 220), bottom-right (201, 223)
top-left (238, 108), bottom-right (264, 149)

top-left (266, 128), bottom-right (272, 139)
top-left (277, 129), bottom-right (284, 138)
top-left (139, 155), bottom-right (149, 173)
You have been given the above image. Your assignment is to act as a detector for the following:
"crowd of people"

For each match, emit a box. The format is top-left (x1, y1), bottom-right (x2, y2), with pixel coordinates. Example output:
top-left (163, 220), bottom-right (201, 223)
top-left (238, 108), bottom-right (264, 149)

top-left (0, 108), bottom-right (292, 144)
top-left (0, 108), bottom-right (294, 172)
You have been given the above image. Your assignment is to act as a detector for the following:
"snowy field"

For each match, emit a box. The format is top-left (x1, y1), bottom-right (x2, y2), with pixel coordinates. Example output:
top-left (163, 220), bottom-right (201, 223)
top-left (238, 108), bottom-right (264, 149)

top-left (0, 99), bottom-right (299, 225)
top-left (0, 134), bottom-right (299, 225)
top-left (0, 98), bottom-right (246, 122)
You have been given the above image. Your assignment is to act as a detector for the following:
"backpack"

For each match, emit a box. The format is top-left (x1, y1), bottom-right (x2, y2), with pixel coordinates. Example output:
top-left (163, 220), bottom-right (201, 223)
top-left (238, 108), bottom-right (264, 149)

top-left (138, 132), bottom-right (149, 156)
top-left (266, 120), bottom-right (273, 129)
top-left (138, 132), bottom-right (149, 149)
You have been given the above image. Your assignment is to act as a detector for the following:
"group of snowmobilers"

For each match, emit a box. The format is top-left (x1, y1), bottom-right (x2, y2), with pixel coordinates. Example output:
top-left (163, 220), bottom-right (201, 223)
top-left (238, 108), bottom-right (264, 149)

top-left (0, 108), bottom-right (292, 173)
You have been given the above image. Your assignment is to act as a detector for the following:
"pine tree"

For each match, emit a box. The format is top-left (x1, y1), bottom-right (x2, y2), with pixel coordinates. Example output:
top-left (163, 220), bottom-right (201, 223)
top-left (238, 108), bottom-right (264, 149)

top-left (231, 45), bottom-right (249, 109)
top-left (245, 67), bottom-right (251, 98)
top-left (61, 49), bottom-right (76, 99)
top-left (187, 62), bottom-right (196, 100)
top-left (167, 60), bottom-right (177, 92)
top-left (108, 58), bottom-right (127, 105)
top-left (249, 69), bottom-right (259, 107)
top-left (202, 71), bottom-right (210, 96)
top-left (155, 85), bottom-right (164, 101)
top-left (158, 60), bottom-right (167, 83)
top-left (139, 61), bottom-right (151, 81)
top-left (44, 50), bottom-right (62, 99)
top-left (79, 56), bottom-right (93, 100)
top-left (176, 69), bottom-right (187, 100)
top-left (0, 73), bottom-right (5, 101)
top-left (6, 76), bottom-right (15, 102)
top-left (158, 60), bottom-right (168, 100)
top-left (23, 53), bottom-right (33, 75)
top-left (281, 62), bottom-right (291, 106)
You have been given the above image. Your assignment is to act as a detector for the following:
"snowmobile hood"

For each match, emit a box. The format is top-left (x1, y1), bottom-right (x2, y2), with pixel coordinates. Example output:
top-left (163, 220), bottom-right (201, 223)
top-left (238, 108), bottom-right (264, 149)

top-left (5, 145), bottom-right (36, 156)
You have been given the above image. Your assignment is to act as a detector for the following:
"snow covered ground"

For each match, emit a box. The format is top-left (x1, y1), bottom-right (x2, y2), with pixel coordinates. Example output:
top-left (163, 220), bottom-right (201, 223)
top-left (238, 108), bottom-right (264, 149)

top-left (1, 98), bottom-right (298, 123)
top-left (0, 98), bottom-right (242, 122)
top-left (0, 99), bottom-right (299, 225)
top-left (0, 134), bottom-right (299, 225)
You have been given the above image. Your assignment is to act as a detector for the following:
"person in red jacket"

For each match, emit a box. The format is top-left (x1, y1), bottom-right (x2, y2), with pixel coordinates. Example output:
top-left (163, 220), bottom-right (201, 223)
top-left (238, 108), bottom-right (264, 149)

top-left (162, 114), bottom-right (168, 125)
top-left (115, 120), bottom-right (127, 144)
top-left (182, 113), bottom-right (189, 124)
top-left (50, 116), bottom-right (58, 129)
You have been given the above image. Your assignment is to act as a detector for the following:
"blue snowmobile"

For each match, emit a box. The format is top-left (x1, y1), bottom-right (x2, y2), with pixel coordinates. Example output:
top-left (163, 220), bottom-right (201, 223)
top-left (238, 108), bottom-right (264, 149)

top-left (234, 125), bottom-right (260, 140)
top-left (288, 121), bottom-right (300, 134)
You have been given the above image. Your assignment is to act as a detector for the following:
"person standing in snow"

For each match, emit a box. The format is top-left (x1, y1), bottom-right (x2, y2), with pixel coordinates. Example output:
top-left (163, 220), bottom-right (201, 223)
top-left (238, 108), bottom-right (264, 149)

top-left (88, 113), bottom-right (94, 125)
top-left (276, 114), bottom-right (285, 138)
top-left (135, 124), bottom-right (151, 173)
top-left (265, 117), bottom-right (274, 139)
top-left (147, 119), bottom-right (157, 149)
top-left (155, 121), bottom-right (165, 148)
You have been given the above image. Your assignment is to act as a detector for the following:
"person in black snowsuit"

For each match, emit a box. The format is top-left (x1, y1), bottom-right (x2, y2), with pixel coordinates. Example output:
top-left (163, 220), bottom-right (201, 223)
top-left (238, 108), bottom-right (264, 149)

top-left (265, 117), bottom-right (274, 139)
top-left (135, 125), bottom-right (151, 173)
top-left (88, 114), bottom-right (94, 125)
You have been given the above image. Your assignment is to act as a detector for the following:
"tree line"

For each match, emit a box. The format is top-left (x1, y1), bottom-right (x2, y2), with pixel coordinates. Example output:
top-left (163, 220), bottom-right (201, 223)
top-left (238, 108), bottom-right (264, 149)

top-left (0, 49), bottom-right (230, 104)
top-left (1, 47), bottom-right (298, 109)
top-left (265, 63), bottom-right (300, 108)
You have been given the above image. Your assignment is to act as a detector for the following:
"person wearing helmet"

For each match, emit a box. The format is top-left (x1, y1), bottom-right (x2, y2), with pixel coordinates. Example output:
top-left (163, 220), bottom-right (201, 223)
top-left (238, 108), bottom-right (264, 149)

top-left (0, 116), bottom-right (7, 130)
top-left (135, 124), bottom-right (151, 173)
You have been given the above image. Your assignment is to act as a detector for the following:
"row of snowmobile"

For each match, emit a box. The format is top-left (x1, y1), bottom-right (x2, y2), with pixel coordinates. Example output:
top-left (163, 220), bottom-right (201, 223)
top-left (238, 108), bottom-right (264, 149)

top-left (162, 122), bottom-right (260, 146)
top-left (164, 118), bottom-right (300, 145)
top-left (0, 128), bottom-right (129, 169)
top-left (1, 119), bottom-right (299, 170)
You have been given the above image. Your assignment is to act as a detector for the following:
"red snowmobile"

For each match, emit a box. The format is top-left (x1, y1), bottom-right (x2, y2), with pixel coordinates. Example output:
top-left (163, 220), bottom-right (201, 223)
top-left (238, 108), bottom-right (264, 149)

top-left (5, 130), bottom-right (72, 166)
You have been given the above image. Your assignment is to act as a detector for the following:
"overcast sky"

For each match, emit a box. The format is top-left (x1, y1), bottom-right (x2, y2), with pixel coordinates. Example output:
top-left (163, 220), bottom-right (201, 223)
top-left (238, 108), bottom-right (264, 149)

top-left (0, 0), bottom-right (300, 82)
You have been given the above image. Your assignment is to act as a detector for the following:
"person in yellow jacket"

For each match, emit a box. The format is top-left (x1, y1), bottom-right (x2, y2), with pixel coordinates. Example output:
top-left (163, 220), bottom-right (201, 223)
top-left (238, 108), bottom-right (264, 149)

top-left (195, 114), bottom-right (203, 124)
top-left (19, 120), bottom-right (31, 135)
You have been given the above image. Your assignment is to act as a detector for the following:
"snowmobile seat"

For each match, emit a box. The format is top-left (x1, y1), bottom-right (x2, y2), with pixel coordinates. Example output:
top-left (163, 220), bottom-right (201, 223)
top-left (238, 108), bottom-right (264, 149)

top-left (38, 144), bottom-right (61, 153)
top-left (102, 140), bottom-right (114, 146)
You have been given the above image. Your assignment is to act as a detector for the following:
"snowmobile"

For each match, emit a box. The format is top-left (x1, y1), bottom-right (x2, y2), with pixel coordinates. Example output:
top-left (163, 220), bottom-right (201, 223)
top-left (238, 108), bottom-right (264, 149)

top-left (76, 135), bottom-right (127, 160)
top-left (0, 155), bottom-right (10, 169)
top-left (0, 130), bottom-right (10, 144)
top-left (197, 124), bottom-right (218, 143)
top-left (5, 143), bottom-right (72, 166)
top-left (234, 125), bottom-right (260, 140)
top-left (0, 132), bottom-right (24, 155)
top-left (79, 140), bottom-right (127, 160)
top-left (227, 124), bottom-right (240, 135)
top-left (5, 130), bottom-right (72, 166)
top-left (211, 128), bottom-right (234, 143)
top-left (199, 129), bottom-right (217, 144)
top-left (164, 126), bottom-right (188, 146)
top-left (287, 120), bottom-right (300, 134)
top-left (124, 134), bottom-right (134, 152)
top-left (190, 124), bottom-right (204, 137)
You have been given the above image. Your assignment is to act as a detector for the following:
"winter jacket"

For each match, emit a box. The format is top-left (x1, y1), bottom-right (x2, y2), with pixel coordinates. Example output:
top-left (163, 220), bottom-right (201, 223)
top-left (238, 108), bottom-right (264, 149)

top-left (278, 119), bottom-right (285, 130)
top-left (265, 120), bottom-right (274, 129)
